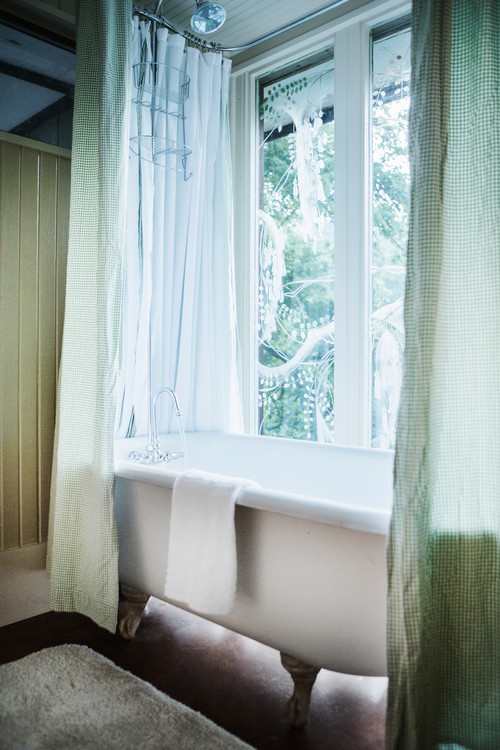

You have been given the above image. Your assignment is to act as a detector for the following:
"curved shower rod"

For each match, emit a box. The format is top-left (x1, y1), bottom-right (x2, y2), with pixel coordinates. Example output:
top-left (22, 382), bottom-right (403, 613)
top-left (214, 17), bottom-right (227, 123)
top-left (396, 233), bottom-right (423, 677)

top-left (132, 0), bottom-right (350, 52)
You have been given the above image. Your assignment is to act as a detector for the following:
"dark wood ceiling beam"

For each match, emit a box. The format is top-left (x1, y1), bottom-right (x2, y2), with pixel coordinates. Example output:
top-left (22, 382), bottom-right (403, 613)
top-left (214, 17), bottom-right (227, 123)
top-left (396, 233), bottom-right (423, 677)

top-left (0, 59), bottom-right (73, 97)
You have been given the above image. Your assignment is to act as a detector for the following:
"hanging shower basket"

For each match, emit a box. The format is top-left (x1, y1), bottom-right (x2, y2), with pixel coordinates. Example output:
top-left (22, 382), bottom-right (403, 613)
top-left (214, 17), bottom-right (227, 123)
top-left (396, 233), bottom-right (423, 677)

top-left (132, 61), bottom-right (190, 117)
top-left (131, 61), bottom-right (192, 178)
top-left (129, 134), bottom-right (192, 173)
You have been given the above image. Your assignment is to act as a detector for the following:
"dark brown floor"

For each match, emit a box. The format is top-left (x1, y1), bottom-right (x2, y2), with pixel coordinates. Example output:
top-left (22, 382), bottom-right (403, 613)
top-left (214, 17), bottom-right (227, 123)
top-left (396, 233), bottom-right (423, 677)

top-left (0, 597), bottom-right (387, 749)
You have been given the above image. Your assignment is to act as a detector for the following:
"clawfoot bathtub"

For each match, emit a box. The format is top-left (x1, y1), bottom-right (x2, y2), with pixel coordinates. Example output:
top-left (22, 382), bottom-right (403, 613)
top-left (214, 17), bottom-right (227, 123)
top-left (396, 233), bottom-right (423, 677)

top-left (114, 431), bottom-right (393, 726)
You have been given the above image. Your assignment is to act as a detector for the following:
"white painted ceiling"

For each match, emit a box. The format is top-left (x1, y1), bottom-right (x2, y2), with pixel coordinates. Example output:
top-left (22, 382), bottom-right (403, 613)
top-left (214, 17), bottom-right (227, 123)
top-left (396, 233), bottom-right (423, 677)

top-left (0, 0), bottom-right (410, 136)
top-left (136, 0), bottom-right (351, 52)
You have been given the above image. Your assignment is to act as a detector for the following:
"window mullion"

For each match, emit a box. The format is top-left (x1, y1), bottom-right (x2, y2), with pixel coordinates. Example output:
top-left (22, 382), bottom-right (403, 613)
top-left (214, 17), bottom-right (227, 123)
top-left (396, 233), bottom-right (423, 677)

top-left (230, 71), bottom-right (258, 433)
top-left (333, 22), bottom-right (371, 447)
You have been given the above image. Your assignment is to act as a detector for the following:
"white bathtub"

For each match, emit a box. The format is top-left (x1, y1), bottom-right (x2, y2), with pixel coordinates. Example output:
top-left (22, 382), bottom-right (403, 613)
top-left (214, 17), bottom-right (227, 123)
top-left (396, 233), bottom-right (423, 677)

top-left (114, 431), bottom-right (393, 721)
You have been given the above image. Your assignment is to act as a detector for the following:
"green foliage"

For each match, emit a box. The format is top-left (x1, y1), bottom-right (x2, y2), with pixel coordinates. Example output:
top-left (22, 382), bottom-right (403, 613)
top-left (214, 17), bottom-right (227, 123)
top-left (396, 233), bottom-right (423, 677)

top-left (258, 73), bottom-right (410, 444)
top-left (370, 98), bottom-right (409, 447)
top-left (260, 76), bottom-right (308, 125)
top-left (259, 120), bottom-right (335, 439)
top-left (372, 103), bottom-right (409, 311)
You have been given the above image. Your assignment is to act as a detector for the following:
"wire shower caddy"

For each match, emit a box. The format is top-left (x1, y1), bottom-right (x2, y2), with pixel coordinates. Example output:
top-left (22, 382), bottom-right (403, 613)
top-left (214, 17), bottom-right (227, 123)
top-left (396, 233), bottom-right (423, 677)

top-left (130, 60), bottom-right (192, 179)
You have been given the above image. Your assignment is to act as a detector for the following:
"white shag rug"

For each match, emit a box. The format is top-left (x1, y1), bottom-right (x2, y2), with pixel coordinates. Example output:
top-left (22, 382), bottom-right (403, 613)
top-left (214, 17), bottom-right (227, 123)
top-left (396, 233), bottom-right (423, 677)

top-left (0, 644), bottom-right (255, 749)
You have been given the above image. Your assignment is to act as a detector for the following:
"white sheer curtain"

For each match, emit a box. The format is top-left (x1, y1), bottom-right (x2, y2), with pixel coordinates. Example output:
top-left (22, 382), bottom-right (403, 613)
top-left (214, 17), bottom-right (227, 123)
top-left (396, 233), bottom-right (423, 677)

top-left (117, 19), bottom-right (242, 438)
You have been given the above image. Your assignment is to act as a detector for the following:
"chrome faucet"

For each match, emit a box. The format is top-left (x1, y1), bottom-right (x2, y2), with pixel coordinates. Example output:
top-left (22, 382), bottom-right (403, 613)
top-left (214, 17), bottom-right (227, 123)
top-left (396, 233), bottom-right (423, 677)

top-left (152, 387), bottom-right (184, 460)
top-left (129, 387), bottom-right (185, 464)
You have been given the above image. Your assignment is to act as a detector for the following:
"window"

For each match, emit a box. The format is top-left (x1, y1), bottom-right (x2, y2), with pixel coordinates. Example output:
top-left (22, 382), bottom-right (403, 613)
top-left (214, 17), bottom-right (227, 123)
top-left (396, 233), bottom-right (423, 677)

top-left (0, 18), bottom-right (75, 149)
top-left (231, 0), bottom-right (411, 448)
top-left (258, 54), bottom-right (335, 440)
top-left (371, 21), bottom-right (410, 448)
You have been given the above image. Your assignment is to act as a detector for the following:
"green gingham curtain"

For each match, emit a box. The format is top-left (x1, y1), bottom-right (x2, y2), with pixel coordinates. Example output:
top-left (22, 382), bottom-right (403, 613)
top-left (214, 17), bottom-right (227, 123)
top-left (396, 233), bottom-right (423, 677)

top-left (387, 1), bottom-right (500, 748)
top-left (46, 0), bottom-right (131, 633)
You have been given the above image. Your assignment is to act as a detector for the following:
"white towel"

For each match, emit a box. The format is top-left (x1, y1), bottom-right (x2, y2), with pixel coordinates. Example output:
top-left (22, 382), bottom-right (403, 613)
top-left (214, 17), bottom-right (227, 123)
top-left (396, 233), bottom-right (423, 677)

top-left (164, 469), bottom-right (257, 616)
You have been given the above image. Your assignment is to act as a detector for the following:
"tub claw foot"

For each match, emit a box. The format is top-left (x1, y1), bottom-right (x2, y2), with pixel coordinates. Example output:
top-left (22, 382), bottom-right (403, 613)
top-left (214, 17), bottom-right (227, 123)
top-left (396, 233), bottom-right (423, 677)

top-left (118, 584), bottom-right (150, 640)
top-left (280, 652), bottom-right (321, 727)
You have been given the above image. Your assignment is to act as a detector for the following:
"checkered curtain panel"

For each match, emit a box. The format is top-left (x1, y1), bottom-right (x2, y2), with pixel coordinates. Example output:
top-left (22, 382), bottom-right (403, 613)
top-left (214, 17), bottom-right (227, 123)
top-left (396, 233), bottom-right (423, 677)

top-left (386, 1), bottom-right (500, 748)
top-left (46, 0), bottom-right (132, 633)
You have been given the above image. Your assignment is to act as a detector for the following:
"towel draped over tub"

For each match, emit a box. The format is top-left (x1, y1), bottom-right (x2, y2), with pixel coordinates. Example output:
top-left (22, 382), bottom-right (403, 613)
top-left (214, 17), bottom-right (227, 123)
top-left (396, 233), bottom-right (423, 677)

top-left (164, 469), bottom-right (258, 616)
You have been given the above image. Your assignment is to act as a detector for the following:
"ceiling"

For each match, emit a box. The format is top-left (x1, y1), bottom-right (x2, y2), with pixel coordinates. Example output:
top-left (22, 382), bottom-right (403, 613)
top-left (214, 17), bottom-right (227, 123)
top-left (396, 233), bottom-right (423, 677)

top-left (0, 0), bottom-right (409, 144)
top-left (0, 0), bottom-right (376, 58)
top-left (136, 0), bottom-right (353, 53)
top-left (0, 18), bottom-right (75, 146)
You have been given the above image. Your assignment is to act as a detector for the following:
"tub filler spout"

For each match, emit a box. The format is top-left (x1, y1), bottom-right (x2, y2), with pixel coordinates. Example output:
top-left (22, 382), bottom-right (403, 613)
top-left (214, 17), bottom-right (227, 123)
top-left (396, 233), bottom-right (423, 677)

top-left (152, 387), bottom-right (184, 461)
top-left (128, 387), bottom-right (186, 464)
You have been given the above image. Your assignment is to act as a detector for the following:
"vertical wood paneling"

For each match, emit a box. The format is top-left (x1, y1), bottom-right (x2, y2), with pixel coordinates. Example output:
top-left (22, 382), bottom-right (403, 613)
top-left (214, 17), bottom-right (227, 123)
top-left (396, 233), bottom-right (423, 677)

top-left (0, 142), bottom-right (21, 550)
top-left (19, 148), bottom-right (40, 546)
top-left (38, 153), bottom-right (58, 543)
top-left (0, 136), bottom-right (70, 550)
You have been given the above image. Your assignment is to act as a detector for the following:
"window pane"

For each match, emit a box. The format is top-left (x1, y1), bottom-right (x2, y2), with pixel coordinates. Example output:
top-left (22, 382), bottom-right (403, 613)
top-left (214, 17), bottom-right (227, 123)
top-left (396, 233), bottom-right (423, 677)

top-left (257, 55), bottom-right (334, 441)
top-left (371, 24), bottom-right (411, 449)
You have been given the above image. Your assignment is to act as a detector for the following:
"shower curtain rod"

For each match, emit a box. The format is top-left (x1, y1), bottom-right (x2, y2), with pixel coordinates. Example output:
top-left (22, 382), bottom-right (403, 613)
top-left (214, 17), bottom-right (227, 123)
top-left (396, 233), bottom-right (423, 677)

top-left (132, 1), bottom-right (349, 52)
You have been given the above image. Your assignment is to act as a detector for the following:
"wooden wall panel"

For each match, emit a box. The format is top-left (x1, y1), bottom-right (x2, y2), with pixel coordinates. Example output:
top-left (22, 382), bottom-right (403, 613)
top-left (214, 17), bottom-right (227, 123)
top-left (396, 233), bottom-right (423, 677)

top-left (38, 153), bottom-right (58, 543)
top-left (19, 147), bottom-right (40, 546)
top-left (0, 142), bottom-right (21, 550)
top-left (0, 135), bottom-right (70, 550)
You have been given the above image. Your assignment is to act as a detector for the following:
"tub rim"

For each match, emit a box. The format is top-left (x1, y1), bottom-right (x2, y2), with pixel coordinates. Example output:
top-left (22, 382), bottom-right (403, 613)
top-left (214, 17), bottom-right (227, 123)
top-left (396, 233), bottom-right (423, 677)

top-left (114, 456), bottom-right (392, 537)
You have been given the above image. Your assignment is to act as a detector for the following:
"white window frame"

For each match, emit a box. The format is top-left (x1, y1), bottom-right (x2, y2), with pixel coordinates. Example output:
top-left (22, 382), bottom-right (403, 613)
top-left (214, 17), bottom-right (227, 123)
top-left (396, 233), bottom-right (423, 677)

top-left (230, 0), bottom-right (411, 446)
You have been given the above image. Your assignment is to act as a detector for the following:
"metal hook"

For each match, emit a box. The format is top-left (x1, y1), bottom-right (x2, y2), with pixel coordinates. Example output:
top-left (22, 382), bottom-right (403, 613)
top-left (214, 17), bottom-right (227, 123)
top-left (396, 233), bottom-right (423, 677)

top-left (182, 154), bottom-right (192, 181)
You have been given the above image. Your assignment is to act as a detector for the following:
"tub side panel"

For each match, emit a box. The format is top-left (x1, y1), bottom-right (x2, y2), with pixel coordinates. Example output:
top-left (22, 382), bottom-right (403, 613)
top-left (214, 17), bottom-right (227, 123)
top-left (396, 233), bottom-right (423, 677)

top-left (230, 507), bottom-right (387, 675)
top-left (115, 478), bottom-right (171, 595)
top-left (115, 477), bottom-right (387, 676)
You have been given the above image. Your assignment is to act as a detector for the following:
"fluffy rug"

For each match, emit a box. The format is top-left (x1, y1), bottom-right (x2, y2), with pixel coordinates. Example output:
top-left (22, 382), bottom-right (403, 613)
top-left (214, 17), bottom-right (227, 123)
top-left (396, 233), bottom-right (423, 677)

top-left (0, 644), bottom-right (254, 749)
